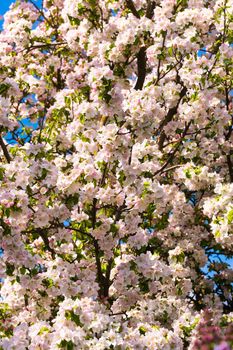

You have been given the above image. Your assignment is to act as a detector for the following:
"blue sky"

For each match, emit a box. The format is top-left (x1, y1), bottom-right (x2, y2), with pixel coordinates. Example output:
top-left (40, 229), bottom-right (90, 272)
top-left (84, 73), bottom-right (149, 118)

top-left (0, 0), bottom-right (13, 28)
top-left (0, 0), bottom-right (13, 14)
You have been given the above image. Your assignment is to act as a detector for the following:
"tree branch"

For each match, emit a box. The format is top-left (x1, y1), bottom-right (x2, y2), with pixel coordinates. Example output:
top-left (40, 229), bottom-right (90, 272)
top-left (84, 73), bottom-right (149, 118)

top-left (125, 0), bottom-right (140, 18)
top-left (20, 42), bottom-right (66, 54)
top-left (158, 86), bottom-right (187, 150)
top-left (91, 198), bottom-right (110, 298)
top-left (223, 77), bottom-right (233, 182)
top-left (132, 1), bottom-right (155, 90)
top-left (28, 0), bottom-right (54, 28)
top-left (134, 47), bottom-right (147, 90)
top-left (0, 135), bottom-right (11, 163)
top-left (146, 0), bottom-right (156, 19)
top-left (38, 229), bottom-right (56, 259)
top-left (160, 164), bottom-right (183, 174)
top-left (227, 154), bottom-right (233, 182)
top-left (156, 31), bottom-right (167, 82)
top-left (154, 121), bottom-right (192, 176)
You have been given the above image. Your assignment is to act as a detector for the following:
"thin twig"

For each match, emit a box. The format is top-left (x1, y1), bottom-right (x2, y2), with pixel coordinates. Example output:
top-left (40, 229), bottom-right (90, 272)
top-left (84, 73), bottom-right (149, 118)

top-left (154, 121), bottom-right (192, 176)
top-left (160, 164), bottom-right (183, 174)
top-left (28, 0), bottom-right (54, 27)
top-left (158, 85), bottom-right (187, 151)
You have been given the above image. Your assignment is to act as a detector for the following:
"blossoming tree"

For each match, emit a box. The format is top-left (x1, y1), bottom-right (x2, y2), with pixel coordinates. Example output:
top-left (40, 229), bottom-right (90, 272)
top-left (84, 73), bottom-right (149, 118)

top-left (0, 0), bottom-right (232, 349)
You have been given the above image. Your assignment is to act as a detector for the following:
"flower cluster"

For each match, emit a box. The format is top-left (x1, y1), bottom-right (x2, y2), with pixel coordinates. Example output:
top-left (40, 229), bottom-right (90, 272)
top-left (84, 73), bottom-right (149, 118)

top-left (0, 0), bottom-right (232, 349)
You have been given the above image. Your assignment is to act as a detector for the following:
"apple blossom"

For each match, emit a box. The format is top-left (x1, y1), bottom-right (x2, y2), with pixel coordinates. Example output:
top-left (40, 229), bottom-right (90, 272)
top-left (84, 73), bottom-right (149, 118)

top-left (0, 0), bottom-right (232, 349)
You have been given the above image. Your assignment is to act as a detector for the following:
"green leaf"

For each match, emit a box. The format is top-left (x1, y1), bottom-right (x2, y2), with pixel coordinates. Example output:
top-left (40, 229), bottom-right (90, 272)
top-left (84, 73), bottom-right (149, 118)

top-left (65, 194), bottom-right (80, 210)
top-left (38, 326), bottom-right (50, 335)
top-left (79, 133), bottom-right (90, 143)
top-left (139, 326), bottom-right (147, 335)
top-left (167, 47), bottom-right (173, 56)
top-left (110, 223), bottom-right (119, 234)
top-left (99, 77), bottom-right (112, 103)
top-left (157, 52), bottom-right (166, 60)
top-left (79, 114), bottom-right (85, 124)
top-left (194, 167), bottom-right (202, 175)
top-left (68, 15), bottom-right (80, 26)
top-left (0, 83), bottom-right (10, 96)
top-left (40, 168), bottom-right (49, 180)
top-left (162, 310), bottom-right (169, 323)
top-left (227, 209), bottom-right (233, 224)
top-left (19, 267), bottom-right (26, 275)
top-left (118, 170), bottom-right (126, 185)
top-left (0, 168), bottom-right (4, 181)
top-left (184, 169), bottom-right (192, 179)
top-left (6, 263), bottom-right (15, 276)
top-left (42, 278), bottom-right (54, 288)
top-left (58, 340), bottom-right (74, 350)
top-left (176, 252), bottom-right (185, 264)
top-left (65, 310), bottom-right (83, 327)
top-left (139, 278), bottom-right (150, 293)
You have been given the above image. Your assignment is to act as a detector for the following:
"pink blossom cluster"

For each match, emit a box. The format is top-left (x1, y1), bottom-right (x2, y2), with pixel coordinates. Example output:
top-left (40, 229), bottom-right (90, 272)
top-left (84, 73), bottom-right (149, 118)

top-left (0, 0), bottom-right (232, 349)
